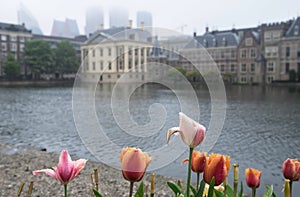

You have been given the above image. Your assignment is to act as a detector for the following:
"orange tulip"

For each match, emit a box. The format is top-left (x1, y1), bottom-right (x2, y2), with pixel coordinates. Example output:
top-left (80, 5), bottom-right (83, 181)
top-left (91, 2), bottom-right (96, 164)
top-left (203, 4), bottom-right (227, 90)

top-left (282, 158), bottom-right (300, 182)
top-left (183, 151), bottom-right (207, 173)
top-left (203, 153), bottom-right (230, 186)
top-left (245, 168), bottom-right (262, 188)
top-left (120, 147), bottom-right (152, 182)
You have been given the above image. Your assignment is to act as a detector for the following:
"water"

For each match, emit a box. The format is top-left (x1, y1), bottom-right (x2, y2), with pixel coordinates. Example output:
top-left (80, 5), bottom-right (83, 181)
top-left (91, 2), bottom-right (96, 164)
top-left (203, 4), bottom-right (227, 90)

top-left (0, 84), bottom-right (299, 195)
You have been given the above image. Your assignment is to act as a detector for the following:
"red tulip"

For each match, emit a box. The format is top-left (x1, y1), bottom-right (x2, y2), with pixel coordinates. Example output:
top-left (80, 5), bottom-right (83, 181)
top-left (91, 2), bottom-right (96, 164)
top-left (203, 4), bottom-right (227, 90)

top-left (203, 153), bottom-right (230, 186)
top-left (282, 158), bottom-right (300, 181)
top-left (245, 168), bottom-right (262, 188)
top-left (120, 147), bottom-right (152, 182)
top-left (33, 150), bottom-right (87, 184)
top-left (183, 151), bottom-right (207, 173)
top-left (167, 112), bottom-right (206, 148)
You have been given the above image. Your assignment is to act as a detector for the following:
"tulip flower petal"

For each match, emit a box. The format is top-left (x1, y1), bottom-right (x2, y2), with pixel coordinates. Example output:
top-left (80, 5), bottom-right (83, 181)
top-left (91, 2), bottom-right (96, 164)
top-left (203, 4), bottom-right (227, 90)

top-left (73, 159), bottom-right (88, 178)
top-left (179, 112), bottom-right (197, 146)
top-left (57, 150), bottom-right (75, 183)
top-left (33, 169), bottom-right (59, 181)
top-left (166, 127), bottom-right (181, 144)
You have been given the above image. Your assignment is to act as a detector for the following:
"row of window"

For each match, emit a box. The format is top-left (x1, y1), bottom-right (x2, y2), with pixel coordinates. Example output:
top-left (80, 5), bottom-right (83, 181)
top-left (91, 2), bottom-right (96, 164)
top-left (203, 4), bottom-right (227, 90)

top-left (285, 46), bottom-right (300, 58)
top-left (240, 75), bottom-right (274, 83)
top-left (85, 61), bottom-right (145, 72)
top-left (89, 47), bottom-right (151, 58)
top-left (240, 48), bottom-right (257, 59)
top-left (1, 43), bottom-right (24, 52)
top-left (1, 34), bottom-right (29, 42)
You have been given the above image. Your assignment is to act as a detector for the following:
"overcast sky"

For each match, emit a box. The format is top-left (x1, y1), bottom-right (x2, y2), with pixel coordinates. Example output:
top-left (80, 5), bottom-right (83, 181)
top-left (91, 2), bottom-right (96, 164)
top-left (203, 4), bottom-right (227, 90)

top-left (0, 0), bottom-right (299, 35)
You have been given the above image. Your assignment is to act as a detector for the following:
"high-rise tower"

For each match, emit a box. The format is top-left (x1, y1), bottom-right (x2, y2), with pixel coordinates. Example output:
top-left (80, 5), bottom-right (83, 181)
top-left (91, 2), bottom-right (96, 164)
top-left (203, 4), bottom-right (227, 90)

top-left (85, 7), bottom-right (104, 36)
top-left (17, 3), bottom-right (43, 34)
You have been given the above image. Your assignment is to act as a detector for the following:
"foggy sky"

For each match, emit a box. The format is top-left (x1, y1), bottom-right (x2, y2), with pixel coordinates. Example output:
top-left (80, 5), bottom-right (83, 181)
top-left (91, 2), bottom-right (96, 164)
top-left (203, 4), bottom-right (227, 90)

top-left (0, 0), bottom-right (299, 35)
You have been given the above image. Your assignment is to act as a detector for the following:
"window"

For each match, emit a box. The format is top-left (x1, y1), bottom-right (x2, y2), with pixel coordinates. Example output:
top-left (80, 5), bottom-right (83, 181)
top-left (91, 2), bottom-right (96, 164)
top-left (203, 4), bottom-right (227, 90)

top-left (108, 62), bottom-right (112, 70)
top-left (128, 61), bottom-right (132, 69)
top-left (135, 49), bottom-right (138, 56)
top-left (221, 51), bottom-right (225, 58)
top-left (273, 31), bottom-right (280, 40)
top-left (250, 63), bottom-right (255, 72)
top-left (212, 38), bottom-right (216, 47)
top-left (108, 48), bottom-right (111, 56)
top-left (92, 49), bottom-right (95, 57)
top-left (285, 63), bottom-right (290, 73)
top-left (267, 62), bottom-right (275, 72)
top-left (99, 48), bottom-right (103, 56)
top-left (297, 46), bottom-right (300, 58)
top-left (241, 49), bottom-right (247, 58)
top-left (20, 44), bottom-right (24, 52)
top-left (294, 25), bottom-right (299, 36)
top-left (241, 76), bottom-right (247, 83)
top-left (1, 43), bottom-right (7, 51)
top-left (92, 62), bottom-right (96, 70)
top-left (100, 61), bottom-right (103, 70)
top-left (11, 43), bottom-right (17, 52)
top-left (220, 65), bottom-right (225, 72)
top-left (264, 32), bottom-right (271, 42)
top-left (222, 37), bottom-right (227, 46)
top-left (203, 39), bottom-right (207, 47)
top-left (286, 47), bottom-right (290, 57)
top-left (250, 48), bottom-right (256, 58)
top-left (267, 76), bottom-right (274, 83)
top-left (10, 36), bottom-right (17, 42)
top-left (1, 35), bottom-right (7, 41)
top-left (231, 50), bottom-right (236, 58)
top-left (265, 47), bottom-right (278, 57)
top-left (231, 64), bottom-right (235, 72)
top-left (19, 37), bottom-right (25, 42)
top-left (241, 64), bottom-right (246, 72)
top-left (245, 38), bottom-right (253, 46)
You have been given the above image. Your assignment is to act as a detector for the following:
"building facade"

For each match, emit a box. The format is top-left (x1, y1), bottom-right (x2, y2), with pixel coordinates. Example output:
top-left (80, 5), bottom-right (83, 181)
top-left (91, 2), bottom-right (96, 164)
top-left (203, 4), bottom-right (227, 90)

top-left (0, 22), bottom-right (32, 77)
top-left (80, 27), bottom-right (152, 82)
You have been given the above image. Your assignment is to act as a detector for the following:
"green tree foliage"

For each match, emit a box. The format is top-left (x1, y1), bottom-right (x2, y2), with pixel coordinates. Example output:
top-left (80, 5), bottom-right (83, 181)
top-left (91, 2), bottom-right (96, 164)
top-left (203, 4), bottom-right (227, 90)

top-left (54, 40), bottom-right (79, 75)
top-left (2, 53), bottom-right (20, 80)
top-left (23, 39), bottom-right (55, 78)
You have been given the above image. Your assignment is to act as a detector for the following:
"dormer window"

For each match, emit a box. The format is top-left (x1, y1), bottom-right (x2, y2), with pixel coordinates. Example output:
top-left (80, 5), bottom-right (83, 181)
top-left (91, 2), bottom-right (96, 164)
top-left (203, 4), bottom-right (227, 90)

top-left (203, 39), bottom-right (207, 47)
top-left (294, 25), bottom-right (299, 36)
top-left (212, 38), bottom-right (216, 47)
top-left (222, 37), bottom-right (227, 46)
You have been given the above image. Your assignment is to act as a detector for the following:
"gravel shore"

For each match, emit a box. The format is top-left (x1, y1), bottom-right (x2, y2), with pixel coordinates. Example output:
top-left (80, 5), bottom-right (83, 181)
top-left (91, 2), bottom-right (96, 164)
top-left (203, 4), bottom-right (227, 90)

top-left (0, 143), bottom-right (177, 197)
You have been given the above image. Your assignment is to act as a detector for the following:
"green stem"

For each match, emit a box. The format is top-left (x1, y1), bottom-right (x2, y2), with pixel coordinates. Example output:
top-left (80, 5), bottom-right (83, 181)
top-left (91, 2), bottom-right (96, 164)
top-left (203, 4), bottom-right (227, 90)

top-left (196, 172), bottom-right (200, 190)
top-left (186, 147), bottom-right (193, 197)
top-left (290, 181), bottom-right (293, 197)
top-left (252, 187), bottom-right (256, 197)
top-left (129, 181), bottom-right (134, 197)
top-left (64, 184), bottom-right (67, 197)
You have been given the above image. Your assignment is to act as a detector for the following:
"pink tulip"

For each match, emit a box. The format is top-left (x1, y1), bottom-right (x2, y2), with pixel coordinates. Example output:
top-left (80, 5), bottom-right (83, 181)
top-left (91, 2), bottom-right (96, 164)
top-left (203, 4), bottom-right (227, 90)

top-left (167, 112), bottom-right (206, 148)
top-left (282, 158), bottom-right (300, 181)
top-left (33, 150), bottom-right (87, 184)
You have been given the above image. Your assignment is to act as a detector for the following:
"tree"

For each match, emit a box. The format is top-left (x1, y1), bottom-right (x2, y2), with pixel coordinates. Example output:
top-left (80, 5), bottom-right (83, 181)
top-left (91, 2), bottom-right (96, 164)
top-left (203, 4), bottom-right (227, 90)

top-left (23, 39), bottom-right (54, 79)
top-left (289, 69), bottom-right (297, 82)
top-left (54, 40), bottom-right (79, 77)
top-left (3, 54), bottom-right (20, 80)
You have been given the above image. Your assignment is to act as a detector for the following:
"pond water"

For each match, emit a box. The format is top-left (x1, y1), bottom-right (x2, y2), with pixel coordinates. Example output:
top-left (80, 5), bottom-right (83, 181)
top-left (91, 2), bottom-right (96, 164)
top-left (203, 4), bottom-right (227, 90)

top-left (0, 84), bottom-right (299, 195)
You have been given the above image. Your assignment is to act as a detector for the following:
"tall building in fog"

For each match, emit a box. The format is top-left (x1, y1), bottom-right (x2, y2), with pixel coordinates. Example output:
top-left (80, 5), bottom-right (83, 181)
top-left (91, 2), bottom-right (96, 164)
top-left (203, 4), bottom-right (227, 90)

top-left (51, 18), bottom-right (79, 38)
top-left (109, 7), bottom-right (129, 28)
top-left (17, 3), bottom-right (43, 34)
top-left (85, 7), bottom-right (104, 36)
top-left (137, 11), bottom-right (152, 28)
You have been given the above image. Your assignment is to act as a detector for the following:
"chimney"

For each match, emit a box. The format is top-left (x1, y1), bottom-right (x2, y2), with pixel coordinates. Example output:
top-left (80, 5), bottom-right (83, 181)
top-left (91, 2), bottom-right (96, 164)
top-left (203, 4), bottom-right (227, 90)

top-left (100, 24), bottom-right (104, 30)
top-left (129, 20), bottom-right (133, 29)
top-left (141, 21), bottom-right (144, 30)
top-left (205, 26), bottom-right (209, 33)
top-left (193, 32), bottom-right (197, 37)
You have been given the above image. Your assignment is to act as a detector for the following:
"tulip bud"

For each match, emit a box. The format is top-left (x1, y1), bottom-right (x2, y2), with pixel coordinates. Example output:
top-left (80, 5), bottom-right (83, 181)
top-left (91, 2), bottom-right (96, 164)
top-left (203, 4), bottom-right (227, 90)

top-left (182, 151), bottom-right (207, 173)
top-left (120, 147), bottom-right (152, 182)
top-left (203, 153), bottom-right (230, 186)
top-left (282, 158), bottom-right (300, 181)
top-left (245, 168), bottom-right (261, 188)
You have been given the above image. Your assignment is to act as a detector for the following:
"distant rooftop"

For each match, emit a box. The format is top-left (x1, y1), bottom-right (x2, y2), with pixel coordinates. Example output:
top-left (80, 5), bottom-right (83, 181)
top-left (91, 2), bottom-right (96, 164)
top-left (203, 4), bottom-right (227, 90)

top-left (0, 22), bottom-right (31, 33)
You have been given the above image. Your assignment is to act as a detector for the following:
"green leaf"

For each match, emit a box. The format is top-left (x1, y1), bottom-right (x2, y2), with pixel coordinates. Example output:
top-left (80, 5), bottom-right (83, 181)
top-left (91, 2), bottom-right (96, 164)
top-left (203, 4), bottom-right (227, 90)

top-left (263, 185), bottom-right (273, 197)
top-left (225, 184), bottom-right (234, 197)
top-left (214, 189), bottom-right (224, 197)
top-left (195, 180), bottom-right (206, 197)
top-left (190, 185), bottom-right (197, 196)
top-left (167, 181), bottom-right (183, 195)
top-left (134, 182), bottom-right (144, 197)
top-left (93, 189), bottom-right (103, 197)
top-left (238, 182), bottom-right (243, 197)
top-left (207, 177), bottom-right (215, 197)
top-left (272, 192), bottom-right (277, 197)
